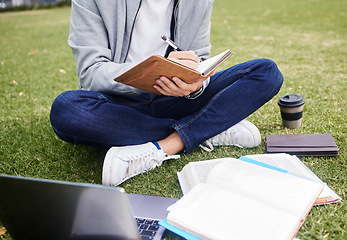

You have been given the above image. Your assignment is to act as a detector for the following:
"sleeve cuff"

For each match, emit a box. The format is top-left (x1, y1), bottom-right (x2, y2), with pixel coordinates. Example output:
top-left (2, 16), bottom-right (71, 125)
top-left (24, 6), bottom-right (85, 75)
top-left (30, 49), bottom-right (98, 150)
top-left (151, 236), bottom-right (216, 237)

top-left (184, 77), bottom-right (210, 99)
top-left (184, 86), bottom-right (204, 99)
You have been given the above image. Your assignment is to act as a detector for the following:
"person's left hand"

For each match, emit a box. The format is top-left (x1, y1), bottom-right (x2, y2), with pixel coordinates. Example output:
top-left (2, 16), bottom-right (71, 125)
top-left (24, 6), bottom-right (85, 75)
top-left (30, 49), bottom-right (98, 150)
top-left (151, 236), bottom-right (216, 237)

top-left (153, 71), bottom-right (215, 97)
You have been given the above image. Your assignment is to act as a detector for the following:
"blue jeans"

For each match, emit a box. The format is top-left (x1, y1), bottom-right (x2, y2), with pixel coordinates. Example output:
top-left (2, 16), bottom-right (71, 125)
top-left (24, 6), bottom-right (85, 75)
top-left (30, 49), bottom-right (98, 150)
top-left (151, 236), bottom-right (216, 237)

top-left (50, 59), bottom-right (283, 153)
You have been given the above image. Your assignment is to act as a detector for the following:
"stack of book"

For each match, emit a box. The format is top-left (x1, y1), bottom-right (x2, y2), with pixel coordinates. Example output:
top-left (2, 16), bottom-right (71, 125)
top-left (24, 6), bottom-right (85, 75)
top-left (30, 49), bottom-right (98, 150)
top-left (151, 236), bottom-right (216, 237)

top-left (159, 154), bottom-right (341, 240)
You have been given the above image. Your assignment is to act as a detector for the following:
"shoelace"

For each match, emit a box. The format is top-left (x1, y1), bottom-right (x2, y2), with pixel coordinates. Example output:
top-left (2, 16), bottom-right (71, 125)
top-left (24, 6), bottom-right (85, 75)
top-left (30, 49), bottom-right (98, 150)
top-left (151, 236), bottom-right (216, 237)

top-left (200, 128), bottom-right (242, 152)
top-left (127, 150), bottom-right (179, 178)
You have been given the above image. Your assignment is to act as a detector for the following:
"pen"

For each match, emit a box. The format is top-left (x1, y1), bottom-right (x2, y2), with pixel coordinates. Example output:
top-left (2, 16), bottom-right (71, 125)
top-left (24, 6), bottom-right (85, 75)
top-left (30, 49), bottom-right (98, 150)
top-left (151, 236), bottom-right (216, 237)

top-left (161, 35), bottom-right (183, 51)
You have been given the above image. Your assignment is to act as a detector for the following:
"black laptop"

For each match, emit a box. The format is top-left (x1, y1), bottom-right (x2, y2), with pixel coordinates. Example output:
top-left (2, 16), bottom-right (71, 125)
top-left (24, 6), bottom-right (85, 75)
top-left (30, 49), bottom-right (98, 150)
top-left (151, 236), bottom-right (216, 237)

top-left (0, 174), bottom-right (178, 240)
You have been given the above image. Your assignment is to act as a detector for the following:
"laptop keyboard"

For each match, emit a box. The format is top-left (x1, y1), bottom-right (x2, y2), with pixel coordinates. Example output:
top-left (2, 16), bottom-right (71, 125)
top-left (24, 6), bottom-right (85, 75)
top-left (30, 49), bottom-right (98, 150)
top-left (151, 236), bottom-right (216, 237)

top-left (136, 217), bottom-right (160, 240)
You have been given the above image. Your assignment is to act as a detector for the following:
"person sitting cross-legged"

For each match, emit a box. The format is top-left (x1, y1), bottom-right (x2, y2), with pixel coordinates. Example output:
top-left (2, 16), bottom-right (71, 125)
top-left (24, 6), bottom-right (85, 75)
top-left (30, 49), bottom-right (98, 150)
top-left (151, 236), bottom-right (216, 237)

top-left (50, 0), bottom-right (283, 186)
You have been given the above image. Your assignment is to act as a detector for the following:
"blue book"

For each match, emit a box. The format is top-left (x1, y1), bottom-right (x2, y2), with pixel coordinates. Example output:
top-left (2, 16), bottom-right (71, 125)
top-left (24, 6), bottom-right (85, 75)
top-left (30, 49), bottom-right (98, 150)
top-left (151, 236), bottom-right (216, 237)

top-left (158, 218), bottom-right (203, 240)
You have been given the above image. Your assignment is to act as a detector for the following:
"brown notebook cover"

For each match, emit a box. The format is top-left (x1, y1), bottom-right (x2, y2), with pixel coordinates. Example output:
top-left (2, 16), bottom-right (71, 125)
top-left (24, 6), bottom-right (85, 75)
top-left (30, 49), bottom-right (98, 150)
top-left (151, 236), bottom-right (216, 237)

top-left (114, 50), bottom-right (232, 94)
top-left (266, 133), bottom-right (339, 156)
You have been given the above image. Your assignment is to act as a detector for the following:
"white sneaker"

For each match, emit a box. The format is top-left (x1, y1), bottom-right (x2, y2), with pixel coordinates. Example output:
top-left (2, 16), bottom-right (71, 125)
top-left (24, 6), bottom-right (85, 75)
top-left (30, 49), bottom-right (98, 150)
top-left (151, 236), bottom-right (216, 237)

top-left (200, 120), bottom-right (261, 152)
top-left (102, 142), bottom-right (180, 186)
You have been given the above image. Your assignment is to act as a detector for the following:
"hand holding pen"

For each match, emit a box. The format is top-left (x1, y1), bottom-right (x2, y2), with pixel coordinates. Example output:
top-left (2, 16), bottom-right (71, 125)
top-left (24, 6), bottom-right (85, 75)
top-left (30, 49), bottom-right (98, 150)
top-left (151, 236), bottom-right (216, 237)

top-left (161, 35), bottom-right (199, 70)
top-left (155, 35), bottom-right (208, 97)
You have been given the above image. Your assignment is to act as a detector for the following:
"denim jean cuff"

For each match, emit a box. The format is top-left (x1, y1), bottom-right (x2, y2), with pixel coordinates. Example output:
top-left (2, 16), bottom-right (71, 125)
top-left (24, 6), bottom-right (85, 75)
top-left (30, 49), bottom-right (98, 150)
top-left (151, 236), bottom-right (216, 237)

top-left (172, 124), bottom-right (192, 153)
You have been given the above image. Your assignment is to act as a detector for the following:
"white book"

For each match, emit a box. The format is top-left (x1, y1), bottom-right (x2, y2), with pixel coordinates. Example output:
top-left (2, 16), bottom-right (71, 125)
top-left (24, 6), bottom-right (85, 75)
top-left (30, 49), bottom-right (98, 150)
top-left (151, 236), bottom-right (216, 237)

top-left (177, 154), bottom-right (341, 205)
top-left (166, 157), bottom-right (324, 240)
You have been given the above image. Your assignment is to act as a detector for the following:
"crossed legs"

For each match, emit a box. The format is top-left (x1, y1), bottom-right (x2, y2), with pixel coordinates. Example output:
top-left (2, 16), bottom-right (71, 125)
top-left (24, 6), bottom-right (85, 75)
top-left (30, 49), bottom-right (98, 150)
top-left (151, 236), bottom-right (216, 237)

top-left (51, 58), bottom-right (283, 153)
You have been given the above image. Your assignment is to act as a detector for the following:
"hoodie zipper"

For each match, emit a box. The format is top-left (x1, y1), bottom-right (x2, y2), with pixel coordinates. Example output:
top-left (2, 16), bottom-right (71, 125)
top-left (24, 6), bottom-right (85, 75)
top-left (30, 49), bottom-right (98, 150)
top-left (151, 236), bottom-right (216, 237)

top-left (124, 0), bottom-right (143, 63)
top-left (173, 0), bottom-right (179, 42)
top-left (165, 0), bottom-right (179, 56)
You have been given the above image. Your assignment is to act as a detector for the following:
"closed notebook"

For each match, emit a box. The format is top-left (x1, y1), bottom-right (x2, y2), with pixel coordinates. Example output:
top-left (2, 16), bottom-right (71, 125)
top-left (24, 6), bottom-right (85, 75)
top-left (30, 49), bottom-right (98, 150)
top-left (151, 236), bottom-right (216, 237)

top-left (266, 133), bottom-right (339, 156)
top-left (114, 50), bottom-right (232, 95)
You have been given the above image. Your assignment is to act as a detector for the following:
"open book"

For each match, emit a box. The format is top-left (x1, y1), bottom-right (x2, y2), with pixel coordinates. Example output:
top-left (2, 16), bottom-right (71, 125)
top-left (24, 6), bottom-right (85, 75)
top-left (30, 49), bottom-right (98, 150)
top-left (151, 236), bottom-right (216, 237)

top-left (114, 50), bottom-right (233, 94)
top-left (177, 153), bottom-right (340, 205)
top-left (162, 157), bottom-right (323, 240)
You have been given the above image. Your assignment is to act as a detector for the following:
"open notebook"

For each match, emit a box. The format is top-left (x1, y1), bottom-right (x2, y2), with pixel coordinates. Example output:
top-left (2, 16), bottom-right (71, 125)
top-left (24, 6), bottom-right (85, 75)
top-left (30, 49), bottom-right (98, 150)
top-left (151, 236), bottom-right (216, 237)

top-left (114, 50), bottom-right (233, 94)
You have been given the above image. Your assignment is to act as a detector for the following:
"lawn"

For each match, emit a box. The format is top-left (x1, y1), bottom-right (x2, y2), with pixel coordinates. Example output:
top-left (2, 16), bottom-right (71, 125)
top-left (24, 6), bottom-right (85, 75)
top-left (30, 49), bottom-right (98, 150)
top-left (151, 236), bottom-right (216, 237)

top-left (0, 0), bottom-right (346, 239)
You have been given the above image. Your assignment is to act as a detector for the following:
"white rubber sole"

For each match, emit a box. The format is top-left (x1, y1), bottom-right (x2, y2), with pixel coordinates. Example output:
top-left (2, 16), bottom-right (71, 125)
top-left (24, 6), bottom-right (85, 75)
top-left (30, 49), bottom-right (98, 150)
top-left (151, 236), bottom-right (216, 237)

top-left (238, 120), bottom-right (261, 148)
top-left (102, 147), bottom-right (123, 186)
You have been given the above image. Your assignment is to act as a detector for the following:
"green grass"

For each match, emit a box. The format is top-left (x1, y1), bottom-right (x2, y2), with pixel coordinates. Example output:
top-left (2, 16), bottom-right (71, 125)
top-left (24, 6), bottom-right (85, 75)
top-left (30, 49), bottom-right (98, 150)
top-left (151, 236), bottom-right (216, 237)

top-left (0, 0), bottom-right (346, 239)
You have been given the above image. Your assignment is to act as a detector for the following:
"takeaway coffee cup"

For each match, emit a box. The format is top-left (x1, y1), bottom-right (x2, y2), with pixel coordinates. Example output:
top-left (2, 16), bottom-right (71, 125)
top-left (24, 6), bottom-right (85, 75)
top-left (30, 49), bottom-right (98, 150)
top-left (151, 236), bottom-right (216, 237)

top-left (278, 94), bottom-right (305, 129)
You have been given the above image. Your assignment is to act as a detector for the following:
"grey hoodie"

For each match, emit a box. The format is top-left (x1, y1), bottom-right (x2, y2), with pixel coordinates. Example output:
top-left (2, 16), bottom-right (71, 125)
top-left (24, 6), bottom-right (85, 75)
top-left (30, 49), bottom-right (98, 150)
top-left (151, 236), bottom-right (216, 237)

top-left (69, 0), bottom-right (214, 96)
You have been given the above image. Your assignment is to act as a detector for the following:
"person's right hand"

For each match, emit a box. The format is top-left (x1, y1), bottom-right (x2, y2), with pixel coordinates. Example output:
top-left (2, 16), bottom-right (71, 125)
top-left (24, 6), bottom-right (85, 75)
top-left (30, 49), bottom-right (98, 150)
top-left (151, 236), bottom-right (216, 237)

top-left (167, 50), bottom-right (199, 69)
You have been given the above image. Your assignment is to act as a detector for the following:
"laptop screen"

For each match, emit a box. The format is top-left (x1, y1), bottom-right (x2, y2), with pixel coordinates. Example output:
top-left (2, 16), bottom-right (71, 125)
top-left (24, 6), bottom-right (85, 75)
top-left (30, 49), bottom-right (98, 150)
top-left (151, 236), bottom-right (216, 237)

top-left (0, 174), bottom-right (140, 240)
